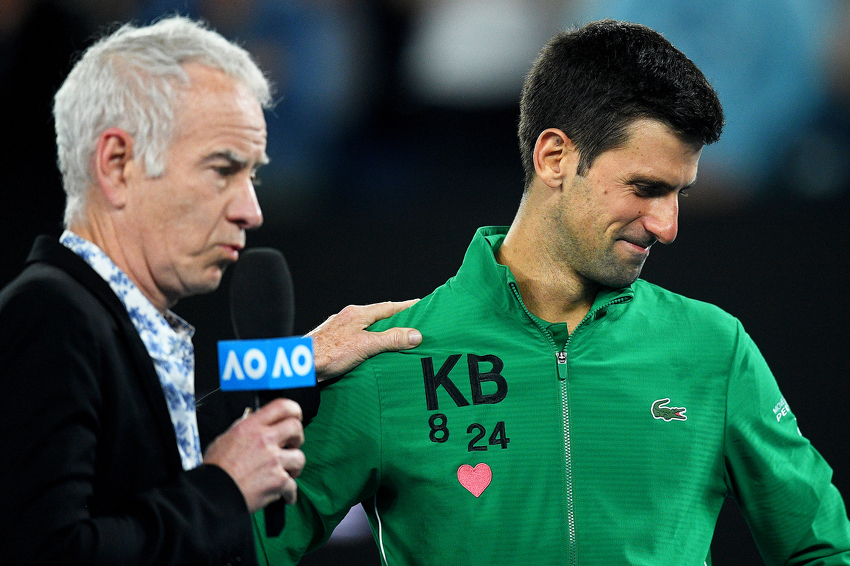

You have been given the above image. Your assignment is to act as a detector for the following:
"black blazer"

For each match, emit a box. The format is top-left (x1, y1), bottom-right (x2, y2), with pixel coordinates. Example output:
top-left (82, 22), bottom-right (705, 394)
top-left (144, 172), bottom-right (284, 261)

top-left (0, 236), bottom-right (256, 565)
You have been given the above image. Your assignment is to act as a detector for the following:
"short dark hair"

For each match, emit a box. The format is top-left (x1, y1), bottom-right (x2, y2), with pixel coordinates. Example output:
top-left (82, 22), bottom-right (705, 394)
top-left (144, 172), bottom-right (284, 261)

top-left (518, 20), bottom-right (724, 188)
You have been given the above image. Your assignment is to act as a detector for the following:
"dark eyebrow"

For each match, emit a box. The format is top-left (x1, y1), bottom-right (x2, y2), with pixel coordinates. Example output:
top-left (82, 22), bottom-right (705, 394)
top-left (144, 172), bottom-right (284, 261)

top-left (628, 174), bottom-right (696, 194)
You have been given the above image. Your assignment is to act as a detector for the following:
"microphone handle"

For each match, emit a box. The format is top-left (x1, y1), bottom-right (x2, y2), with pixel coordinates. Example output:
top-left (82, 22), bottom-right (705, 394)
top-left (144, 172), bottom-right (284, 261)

top-left (252, 390), bottom-right (286, 536)
top-left (265, 499), bottom-right (287, 537)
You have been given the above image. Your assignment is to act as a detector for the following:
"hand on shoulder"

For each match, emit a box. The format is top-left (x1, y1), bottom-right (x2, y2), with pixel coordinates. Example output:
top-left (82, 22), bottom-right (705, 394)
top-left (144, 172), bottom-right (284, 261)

top-left (308, 300), bottom-right (422, 382)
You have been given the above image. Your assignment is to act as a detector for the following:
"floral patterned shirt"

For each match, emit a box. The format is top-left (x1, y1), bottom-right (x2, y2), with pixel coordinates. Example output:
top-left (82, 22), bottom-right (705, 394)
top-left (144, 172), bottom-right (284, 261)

top-left (60, 231), bottom-right (203, 470)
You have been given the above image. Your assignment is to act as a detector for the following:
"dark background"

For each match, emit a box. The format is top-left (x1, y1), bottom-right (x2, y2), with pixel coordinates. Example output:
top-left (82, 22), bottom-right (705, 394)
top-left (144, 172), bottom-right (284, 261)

top-left (2, 1), bottom-right (848, 564)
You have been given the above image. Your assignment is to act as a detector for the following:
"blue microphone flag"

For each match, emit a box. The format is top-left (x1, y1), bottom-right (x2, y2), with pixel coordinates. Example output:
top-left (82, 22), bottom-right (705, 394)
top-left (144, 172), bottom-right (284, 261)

top-left (218, 336), bottom-right (316, 391)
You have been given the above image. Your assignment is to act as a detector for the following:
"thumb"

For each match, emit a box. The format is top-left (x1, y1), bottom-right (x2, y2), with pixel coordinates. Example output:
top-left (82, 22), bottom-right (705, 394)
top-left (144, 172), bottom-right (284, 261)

top-left (373, 328), bottom-right (422, 353)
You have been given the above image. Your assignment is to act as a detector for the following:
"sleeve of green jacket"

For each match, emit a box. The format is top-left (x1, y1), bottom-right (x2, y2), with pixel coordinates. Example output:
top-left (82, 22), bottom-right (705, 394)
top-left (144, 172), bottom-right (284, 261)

top-left (253, 363), bottom-right (383, 566)
top-left (724, 320), bottom-right (850, 565)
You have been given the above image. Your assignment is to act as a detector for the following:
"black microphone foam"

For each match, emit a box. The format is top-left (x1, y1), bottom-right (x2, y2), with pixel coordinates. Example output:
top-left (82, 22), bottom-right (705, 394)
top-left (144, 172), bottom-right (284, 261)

top-left (230, 248), bottom-right (295, 340)
top-left (227, 247), bottom-right (318, 538)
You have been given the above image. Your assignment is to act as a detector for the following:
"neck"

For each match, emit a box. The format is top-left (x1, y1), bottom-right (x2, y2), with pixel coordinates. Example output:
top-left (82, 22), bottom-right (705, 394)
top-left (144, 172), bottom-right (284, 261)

top-left (496, 192), bottom-right (598, 329)
top-left (69, 213), bottom-right (171, 315)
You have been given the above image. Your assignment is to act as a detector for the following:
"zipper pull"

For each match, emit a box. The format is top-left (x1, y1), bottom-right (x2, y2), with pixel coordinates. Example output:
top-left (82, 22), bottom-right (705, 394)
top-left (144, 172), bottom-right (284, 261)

top-left (556, 351), bottom-right (567, 380)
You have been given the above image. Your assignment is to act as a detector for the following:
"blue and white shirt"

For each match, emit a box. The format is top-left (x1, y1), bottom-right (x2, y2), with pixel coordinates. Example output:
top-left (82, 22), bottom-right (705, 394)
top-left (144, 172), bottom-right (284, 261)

top-left (60, 231), bottom-right (203, 471)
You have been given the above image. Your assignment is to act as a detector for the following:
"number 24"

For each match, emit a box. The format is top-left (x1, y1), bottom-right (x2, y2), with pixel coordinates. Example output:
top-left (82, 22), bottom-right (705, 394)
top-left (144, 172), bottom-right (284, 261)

top-left (428, 413), bottom-right (510, 451)
top-left (468, 421), bottom-right (510, 451)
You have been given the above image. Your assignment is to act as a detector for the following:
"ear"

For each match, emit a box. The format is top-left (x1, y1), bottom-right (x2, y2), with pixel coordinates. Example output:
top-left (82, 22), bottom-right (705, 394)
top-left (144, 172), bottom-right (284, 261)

top-left (93, 128), bottom-right (136, 209)
top-left (533, 128), bottom-right (578, 190)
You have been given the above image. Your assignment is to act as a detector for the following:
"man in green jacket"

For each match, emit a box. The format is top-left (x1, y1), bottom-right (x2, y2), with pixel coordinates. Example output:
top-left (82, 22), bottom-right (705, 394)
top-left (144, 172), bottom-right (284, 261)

top-left (256, 20), bottom-right (850, 565)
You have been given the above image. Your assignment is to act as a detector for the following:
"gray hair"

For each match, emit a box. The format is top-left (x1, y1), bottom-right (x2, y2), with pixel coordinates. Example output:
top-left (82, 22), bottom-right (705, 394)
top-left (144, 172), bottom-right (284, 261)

top-left (53, 16), bottom-right (273, 227)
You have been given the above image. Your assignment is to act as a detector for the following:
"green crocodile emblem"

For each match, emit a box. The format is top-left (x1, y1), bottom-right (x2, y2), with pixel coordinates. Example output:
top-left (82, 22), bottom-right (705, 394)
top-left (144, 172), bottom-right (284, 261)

top-left (652, 398), bottom-right (687, 421)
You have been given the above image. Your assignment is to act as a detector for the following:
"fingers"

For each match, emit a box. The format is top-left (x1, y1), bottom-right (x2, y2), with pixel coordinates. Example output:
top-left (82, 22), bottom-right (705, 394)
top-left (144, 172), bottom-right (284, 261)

top-left (243, 398), bottom-right (304, 449)
top-left (308, 300), bottom-right (423, 381)
top-left (247, 447), bottom-right (304, 510)
top-left (305, 300), bottom-right (419, 340)
top-left (281, 446), bottom-right (306, 480)
top-left (355, 299), bottom-right (419, 325)
top-left (252, 397), bottom-right (303, 426)
top-left (278, 448), bottom-right (306, 503)
top-left (246, 440), bottom-right (305, 510)
top-left (277, 477), bottom-right (298, 505)
top-left (261, 445), bottom-right (305, 507)
top-left (203, 398), bottom-right (306, 513)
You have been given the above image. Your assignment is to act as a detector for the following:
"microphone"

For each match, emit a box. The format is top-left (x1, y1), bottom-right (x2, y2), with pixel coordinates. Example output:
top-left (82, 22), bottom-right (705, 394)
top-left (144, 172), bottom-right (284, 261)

top-left (227, 247), bottom-right (319, 537)
top-left (230, 247), bottom-right (295, 343)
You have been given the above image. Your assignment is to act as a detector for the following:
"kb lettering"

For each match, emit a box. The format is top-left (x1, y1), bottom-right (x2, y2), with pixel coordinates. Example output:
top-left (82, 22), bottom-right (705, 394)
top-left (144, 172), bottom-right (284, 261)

top-left (422, 354), bottom-right (508, 411)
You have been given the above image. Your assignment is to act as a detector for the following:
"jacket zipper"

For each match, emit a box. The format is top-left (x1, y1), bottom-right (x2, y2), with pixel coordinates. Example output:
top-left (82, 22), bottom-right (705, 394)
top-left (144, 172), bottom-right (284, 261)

top-left (509, 283), bottom-right (631, 565)
top-left (509, 282), bottom-right (577, 565)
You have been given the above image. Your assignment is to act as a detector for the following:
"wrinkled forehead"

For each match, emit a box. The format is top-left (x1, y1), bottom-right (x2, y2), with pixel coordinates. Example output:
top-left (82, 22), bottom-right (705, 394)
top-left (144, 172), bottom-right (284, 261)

top-left (169, 64), bottom-right (267, 151)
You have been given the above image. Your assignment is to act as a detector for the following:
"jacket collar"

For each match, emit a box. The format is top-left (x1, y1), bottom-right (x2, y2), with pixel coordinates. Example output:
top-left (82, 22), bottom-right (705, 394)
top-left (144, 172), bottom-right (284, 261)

top-left (26, 235), bottom-right (185, 473)
top-left (453, 226), bottom-right (634, 322)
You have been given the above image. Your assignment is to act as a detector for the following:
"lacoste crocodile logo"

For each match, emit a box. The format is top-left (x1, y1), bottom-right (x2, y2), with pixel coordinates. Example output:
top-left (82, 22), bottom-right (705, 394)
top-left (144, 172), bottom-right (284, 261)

top-left (651, 398), bottom-right (687, 421)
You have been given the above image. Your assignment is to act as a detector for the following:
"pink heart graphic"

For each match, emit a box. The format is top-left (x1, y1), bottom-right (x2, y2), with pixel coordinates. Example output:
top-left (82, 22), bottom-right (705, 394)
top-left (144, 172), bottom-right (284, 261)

top-left (457, 463), bottom-right (492, 497)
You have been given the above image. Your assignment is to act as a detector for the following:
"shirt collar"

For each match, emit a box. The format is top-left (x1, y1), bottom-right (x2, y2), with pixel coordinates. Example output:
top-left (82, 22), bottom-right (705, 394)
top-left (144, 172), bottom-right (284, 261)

top-left (60, 231), bottom-right (202, 470)
top-left (59, 231), bottom-right (195, 362)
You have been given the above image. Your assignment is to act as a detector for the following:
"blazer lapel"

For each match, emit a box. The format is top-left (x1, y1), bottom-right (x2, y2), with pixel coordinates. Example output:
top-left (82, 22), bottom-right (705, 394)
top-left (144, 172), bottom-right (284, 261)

top-left (27, 236), bottom-right (185, 472)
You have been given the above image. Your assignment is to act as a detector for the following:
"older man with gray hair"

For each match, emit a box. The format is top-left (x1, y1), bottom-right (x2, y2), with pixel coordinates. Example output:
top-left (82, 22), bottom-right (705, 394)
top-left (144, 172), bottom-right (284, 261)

top-left (0, 15), bottom-right (421, 565)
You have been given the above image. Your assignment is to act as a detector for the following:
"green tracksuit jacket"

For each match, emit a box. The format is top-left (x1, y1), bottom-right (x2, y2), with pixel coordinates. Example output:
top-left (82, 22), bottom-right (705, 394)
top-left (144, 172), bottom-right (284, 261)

top-left (256, 226), bottom-right (850, 565)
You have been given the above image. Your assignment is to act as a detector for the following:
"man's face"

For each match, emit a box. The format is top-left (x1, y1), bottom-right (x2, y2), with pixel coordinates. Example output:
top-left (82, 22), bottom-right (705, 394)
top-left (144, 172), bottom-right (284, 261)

top-left (552, 119), bottom-right (702, 289)
top-left (125, 63), bottom-right (267, 308)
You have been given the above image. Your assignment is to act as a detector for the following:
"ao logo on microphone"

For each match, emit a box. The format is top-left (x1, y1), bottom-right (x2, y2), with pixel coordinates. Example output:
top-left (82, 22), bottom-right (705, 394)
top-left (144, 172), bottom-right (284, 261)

top-left (217, 336), bottom-right (316, 391)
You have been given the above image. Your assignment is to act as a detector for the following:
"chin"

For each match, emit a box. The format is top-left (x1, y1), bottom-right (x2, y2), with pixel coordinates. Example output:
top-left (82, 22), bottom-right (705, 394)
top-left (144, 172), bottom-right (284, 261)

top-left (599, 270), bottom-right (641, 289)
top-left (604, 279), bottom-right (637, 290)
top-left (188, 270), bottom-right (226, 297)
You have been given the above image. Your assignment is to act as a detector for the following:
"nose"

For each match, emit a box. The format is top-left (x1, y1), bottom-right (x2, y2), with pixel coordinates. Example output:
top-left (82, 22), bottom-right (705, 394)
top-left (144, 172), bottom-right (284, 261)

top-left (644, 193), bottom-right (679, 245)
top-left (228, 175), bottom-right (263, 229)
